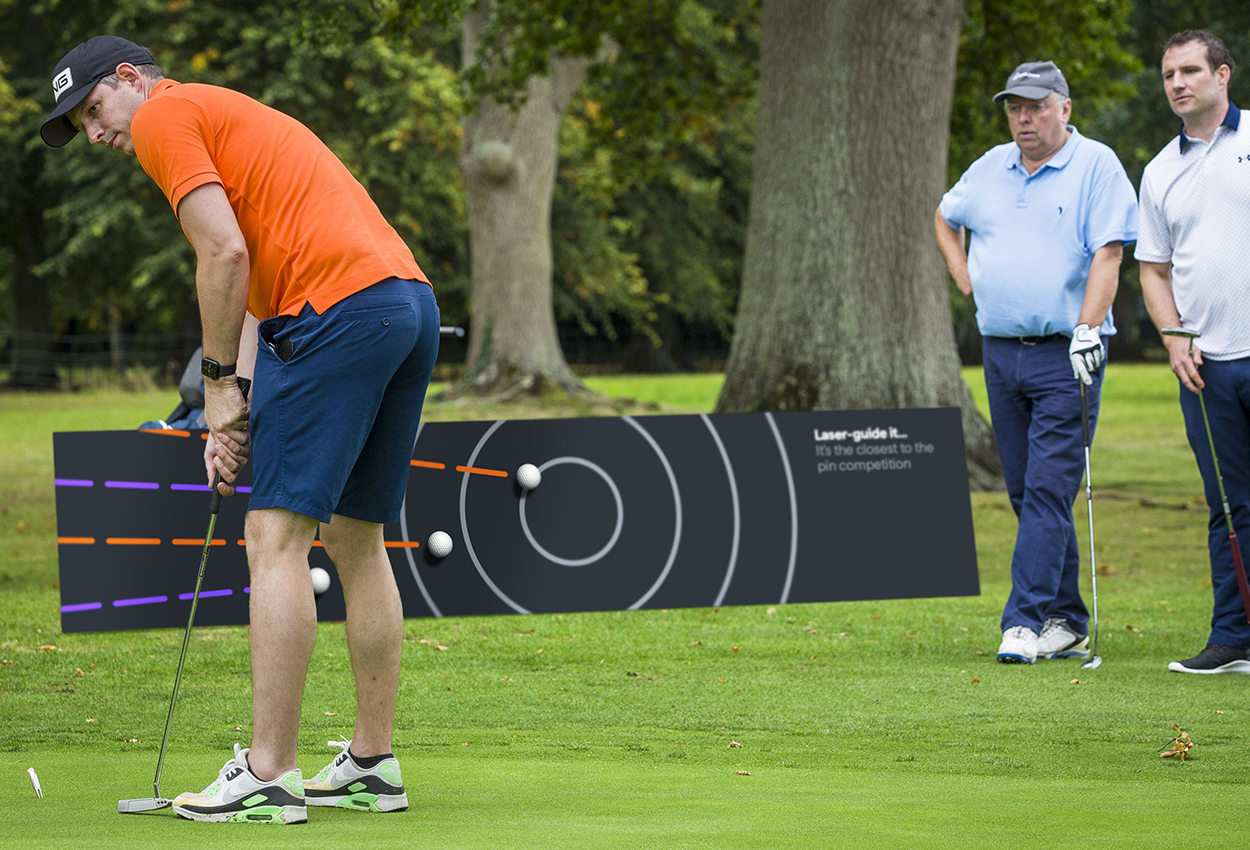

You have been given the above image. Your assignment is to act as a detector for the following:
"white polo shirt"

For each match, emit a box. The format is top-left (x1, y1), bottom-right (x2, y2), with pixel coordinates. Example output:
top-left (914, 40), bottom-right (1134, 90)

top-left (1136, 105), bottom-right (1250, 360)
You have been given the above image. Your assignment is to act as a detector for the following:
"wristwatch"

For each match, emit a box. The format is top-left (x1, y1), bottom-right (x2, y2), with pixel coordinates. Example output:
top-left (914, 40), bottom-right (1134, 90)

top-left (200, 357), bottom-right (237, 381)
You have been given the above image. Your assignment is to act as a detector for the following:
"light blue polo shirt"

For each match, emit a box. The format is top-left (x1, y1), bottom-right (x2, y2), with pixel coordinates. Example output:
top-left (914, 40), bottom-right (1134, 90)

top-left (939, 126), bottom-right (1138, 338)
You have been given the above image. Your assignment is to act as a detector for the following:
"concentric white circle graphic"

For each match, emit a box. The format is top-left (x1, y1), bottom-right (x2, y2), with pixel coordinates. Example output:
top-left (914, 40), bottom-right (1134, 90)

top-left (518, 457), bottom-right (623, 567)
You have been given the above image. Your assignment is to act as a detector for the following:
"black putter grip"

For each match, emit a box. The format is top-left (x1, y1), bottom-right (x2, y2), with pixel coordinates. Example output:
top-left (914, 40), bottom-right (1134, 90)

top-left (209, 376), bottom-right (252, 515)
top-left (1079, 381), bottom-right (1090, 448)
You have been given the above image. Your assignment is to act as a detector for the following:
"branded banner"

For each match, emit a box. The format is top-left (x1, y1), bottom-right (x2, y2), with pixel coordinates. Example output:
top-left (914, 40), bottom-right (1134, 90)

top-left (54, 408), bottom-right (978, 632)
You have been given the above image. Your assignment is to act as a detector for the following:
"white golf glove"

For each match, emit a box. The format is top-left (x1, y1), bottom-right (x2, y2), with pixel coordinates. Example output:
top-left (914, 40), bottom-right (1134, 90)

top-left (1069, 323), bottom-right (1103, 386)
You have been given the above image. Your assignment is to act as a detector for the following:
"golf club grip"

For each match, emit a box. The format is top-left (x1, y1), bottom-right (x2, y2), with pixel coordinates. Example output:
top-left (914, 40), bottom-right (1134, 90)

top-left (1079, 381), bottom-right (1090, 448)
top-left (209, 376), bottom-right (252, 515)
top-left (1230, 529), bottom-right (1250, 625)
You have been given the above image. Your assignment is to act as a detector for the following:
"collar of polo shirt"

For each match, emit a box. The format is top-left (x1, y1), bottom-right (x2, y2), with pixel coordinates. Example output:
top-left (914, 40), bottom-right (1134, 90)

top-left (1179, 102), bottom-right (1241, 154)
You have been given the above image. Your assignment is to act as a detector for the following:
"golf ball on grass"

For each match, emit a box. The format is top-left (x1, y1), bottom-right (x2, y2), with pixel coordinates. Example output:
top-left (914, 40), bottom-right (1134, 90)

top-left (516, 463), bottom-right (541, 490)
top-left (310, 567), bottom-right (331, 596)
top-left (428, 531), bottom-right (453, 558)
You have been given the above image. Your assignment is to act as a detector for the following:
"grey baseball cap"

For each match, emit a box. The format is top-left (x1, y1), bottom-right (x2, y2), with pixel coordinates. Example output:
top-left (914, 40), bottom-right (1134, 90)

top-left (992, 61), bottom-right (1070, 103)
top-left (40, 35), bottom-right (154, 147)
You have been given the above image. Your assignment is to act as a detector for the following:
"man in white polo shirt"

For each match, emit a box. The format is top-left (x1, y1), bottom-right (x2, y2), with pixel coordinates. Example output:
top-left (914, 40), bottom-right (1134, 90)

top-left (1138, 29), bottom-right (1250, 674)
top-left (935, 61), bottom-right (1138, 665)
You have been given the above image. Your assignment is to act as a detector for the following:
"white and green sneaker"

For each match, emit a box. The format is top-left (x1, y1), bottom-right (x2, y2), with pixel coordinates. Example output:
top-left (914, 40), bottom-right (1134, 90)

top-left (304, 738), bottom-right (408, 812)
top-left (173, 744), bottom-right (306, 824)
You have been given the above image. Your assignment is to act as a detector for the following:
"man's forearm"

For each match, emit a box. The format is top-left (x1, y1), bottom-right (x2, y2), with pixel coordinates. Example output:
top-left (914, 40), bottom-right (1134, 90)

top-left (934, 208), bottom-right (972, 295)
top-left (1139, 261), bottom-right (1182, 329)
top-left (197, 255), bottom-right (250, 367)
top-left (1076, 242), bottom-right (1122, 329)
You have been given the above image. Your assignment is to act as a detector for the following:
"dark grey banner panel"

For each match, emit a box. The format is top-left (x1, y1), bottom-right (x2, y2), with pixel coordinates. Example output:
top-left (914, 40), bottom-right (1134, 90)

top-left (54, 409), bottom-right (978, 632)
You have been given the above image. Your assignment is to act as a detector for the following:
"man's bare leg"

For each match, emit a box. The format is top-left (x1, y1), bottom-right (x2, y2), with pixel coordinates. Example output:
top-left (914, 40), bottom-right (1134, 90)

top-left (320, 514), bottom-right (402, 758)
top-left (245, 506), bottom-right (319, 780)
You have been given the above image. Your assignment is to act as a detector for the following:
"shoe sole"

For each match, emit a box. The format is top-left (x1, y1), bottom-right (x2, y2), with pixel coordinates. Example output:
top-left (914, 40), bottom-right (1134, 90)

top-left (174, 804), bottom-right (307, 824)
top-left (1167, 659), bottom-right (1250, 674)
top-left (996, 653), bottom-right (1035, 664)
top-left (306, 791), bottom-right (408, 812)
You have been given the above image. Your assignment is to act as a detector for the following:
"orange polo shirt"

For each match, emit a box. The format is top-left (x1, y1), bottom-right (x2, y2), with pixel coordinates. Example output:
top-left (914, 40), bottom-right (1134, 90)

top-left (132, 80), bottom-right (427, 320)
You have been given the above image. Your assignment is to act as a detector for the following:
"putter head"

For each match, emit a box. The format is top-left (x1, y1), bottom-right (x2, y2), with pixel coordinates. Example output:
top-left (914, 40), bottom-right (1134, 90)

top-left (1079, 655), bottom-right (1102, 670)
top-left (1160, 326), bottom-right (1200, 339)
top-left (118, 797), bottom-right (172, 813)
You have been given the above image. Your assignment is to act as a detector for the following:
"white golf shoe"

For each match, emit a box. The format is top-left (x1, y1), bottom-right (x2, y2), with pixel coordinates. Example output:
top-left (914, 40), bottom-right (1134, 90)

top-left (1037, 618), bottom-right (1090, 660)
top-left (996, 625), bottom-right (1038, 664)
top-left (173, 744), bottom-right (306, 824)
top-left (304, 738), bottom-right (408, 812)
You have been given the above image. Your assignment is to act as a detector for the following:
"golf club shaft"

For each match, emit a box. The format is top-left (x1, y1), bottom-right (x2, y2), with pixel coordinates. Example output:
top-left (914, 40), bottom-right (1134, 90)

top-left (1080, 381), bottom-right (1099, 658)
top-left (153, 377), bottom-right (250, 798)
top-left (1195, 388), bottom-right (1250, 624)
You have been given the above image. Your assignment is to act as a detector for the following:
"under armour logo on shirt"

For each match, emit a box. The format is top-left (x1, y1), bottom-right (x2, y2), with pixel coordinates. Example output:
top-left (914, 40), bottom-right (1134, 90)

top-left (52, 68), bottom-right (73, 100)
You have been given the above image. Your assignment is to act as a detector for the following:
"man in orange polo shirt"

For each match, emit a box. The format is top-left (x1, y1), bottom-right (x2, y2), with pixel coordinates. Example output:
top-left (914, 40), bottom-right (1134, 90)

top-left (42, 36), bottom-right (437, 823)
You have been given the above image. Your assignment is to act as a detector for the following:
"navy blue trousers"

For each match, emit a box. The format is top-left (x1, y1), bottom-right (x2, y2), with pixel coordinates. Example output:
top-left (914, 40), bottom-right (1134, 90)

top-left (1178, 357), bottom-right (1250, 648)
top-left (983, 336), bottom-right (1101, 634)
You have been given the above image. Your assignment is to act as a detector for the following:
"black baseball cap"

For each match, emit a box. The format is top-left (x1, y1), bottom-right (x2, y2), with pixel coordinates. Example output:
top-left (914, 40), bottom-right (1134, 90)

top-left (40, 35), bottom-right (154, 147)
top-left (992, 61), bottom-right (1070, 103)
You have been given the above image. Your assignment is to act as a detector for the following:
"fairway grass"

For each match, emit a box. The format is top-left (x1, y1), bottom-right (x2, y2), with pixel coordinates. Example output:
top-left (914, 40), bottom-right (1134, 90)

top-left (1, 366), bottom-right (1246, 848)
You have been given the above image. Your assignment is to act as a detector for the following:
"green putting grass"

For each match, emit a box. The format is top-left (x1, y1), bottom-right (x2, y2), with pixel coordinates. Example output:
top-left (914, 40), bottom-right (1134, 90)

top-left (1, 366), bottom-right (1246, 847)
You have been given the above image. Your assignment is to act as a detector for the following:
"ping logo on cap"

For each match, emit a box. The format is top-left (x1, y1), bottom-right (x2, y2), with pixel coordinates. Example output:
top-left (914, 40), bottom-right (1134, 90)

top-left (52, 68), bottom-right (74, 100)
top-left (1012, 71), bottom-right (1042, 80)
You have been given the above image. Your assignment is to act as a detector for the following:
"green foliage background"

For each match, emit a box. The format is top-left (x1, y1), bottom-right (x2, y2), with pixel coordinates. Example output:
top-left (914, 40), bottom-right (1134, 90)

top-left (3, 0), bottom-right (1249, 375)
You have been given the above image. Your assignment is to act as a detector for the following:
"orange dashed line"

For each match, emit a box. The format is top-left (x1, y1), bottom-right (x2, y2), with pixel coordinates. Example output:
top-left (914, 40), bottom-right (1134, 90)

top-left (140, 429), bottom-right (191, 437)
top-left (455, 465), bottom-right (508, 478)
top-left (57, 537), bottom-right (95, 545)
top-left (106, 538), bottom-right (161, 546)
top-left (312, 541), bottom-right (324, 548)
top-left (202, 434), bottom-right (209, 441)
top-left (410, 460), bottom-right (446, 469)
top-left (237, 539), bottom-right (247, 546)
top-left (171, 538), bottom-right (226, 546)
top-left (384, 542), bottom-right (420, 548)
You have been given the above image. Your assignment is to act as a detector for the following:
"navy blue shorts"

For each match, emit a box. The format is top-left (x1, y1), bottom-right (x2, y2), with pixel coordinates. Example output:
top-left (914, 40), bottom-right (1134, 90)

top-left (248, 278), bottom-right (439, 524)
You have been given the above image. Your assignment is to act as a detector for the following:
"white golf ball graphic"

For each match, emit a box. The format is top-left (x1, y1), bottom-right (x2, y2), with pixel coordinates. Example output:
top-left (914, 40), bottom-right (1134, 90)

top-left (428, 531), bottom-right (453, 558)
top-left (516, 463), bottom-right (542, 490)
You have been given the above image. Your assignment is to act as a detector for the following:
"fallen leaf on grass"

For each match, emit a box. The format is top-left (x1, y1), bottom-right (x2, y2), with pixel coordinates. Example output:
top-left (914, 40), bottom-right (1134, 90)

top-left (728, 741), bottom-right (742, 748)
top-left (417, 639), bottom-right (449, 650)
top-left (970, 679), bottom-right (980, 684)
top-left (16, 520), bottom-right (30, 533)
top-left (903, 634), bottom-right (919, 640)
top-left (734, 770), bottom-right (751, 776)
top-left (124, 739), bottom-right (140, 744)
top-left (38, 645), bottom-right (59, 652)
top-left (767, 607), bottom-right (777, 615)
top-left (324, 711), bottom-right (340, 716)
top-left (75, 668), bottom-right (84, 677)
top-left (1070, 679), bottom-right (1087, 685)
top-left (87, 717), bottom-right (96, 723)
top-left (732, 646), bottom-right (739, 653)
top-left (1, 659), bottom-right (14, 668)
top-left (1159, 724), bottom-right (1193, 760)
top-left (691, 640), bottom-right (702, 645)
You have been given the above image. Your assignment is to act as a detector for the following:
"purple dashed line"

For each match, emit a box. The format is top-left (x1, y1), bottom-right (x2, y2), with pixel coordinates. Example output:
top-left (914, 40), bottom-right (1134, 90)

top-left (105, 481), bottom-right (159, 490)
top-left (171, 483), bottom-right (213, 492)
top-left (61, 602), bottom-right (103, 613)
top-left (54, 479), bottom-right (93, 487)
top-left (113, 595), bottom-right (168, 607)
top-left (237, 486), bottom-right (252, 494)
top-left (178, 589), bottom-right (232, 601)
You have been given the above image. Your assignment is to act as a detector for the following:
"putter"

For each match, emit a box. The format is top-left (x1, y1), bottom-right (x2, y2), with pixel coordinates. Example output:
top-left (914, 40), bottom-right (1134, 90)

top-left (1160, 328), bottom-right (1250, 623)
top-left (119, 378), bottom-right (251, 814)
top-left (1078, 380), bottom-right (1102, 670)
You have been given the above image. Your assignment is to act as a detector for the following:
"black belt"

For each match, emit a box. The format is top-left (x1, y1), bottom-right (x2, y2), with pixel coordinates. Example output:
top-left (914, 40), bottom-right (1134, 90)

top-left (994, 333), bottom-right (1066, 345)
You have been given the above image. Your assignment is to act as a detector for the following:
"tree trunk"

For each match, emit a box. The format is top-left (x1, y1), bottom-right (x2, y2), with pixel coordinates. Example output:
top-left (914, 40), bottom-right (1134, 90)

top-left (452, 6), bottom-right (588, 399)
top-left (715, 0), bottom-right (1003, 490)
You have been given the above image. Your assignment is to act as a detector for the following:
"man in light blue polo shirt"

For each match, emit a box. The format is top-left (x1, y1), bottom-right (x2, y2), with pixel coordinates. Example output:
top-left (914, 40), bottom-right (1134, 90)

top-left (935, 61), bottom-right (1138, 665)
top-left (1138, 30), bottom-right (1250, 674)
